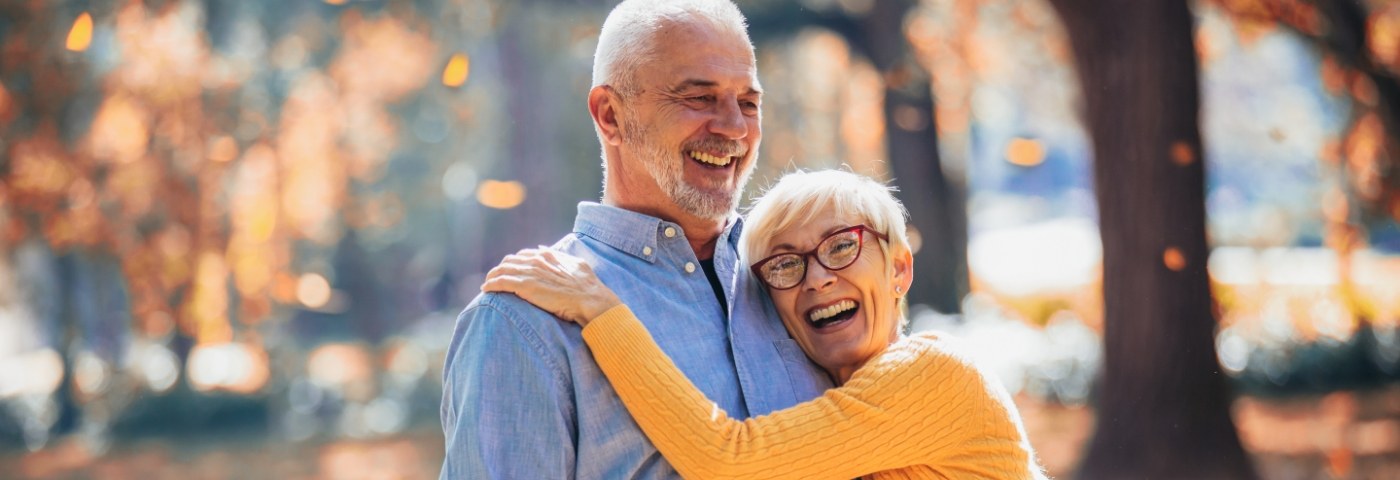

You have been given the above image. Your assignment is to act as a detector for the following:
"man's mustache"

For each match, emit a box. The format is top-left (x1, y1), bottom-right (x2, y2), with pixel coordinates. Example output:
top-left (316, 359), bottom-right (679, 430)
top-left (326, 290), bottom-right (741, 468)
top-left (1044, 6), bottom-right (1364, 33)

top-left (683, 138), bottom-right (748, 158)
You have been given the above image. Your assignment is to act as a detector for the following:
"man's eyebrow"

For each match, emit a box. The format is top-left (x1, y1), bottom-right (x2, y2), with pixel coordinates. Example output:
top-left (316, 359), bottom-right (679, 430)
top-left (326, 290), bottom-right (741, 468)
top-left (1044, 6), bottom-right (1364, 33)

top-left (668, 79), bottom-right (763, 96)
top-left (668, 79), bottom-right (716, 93)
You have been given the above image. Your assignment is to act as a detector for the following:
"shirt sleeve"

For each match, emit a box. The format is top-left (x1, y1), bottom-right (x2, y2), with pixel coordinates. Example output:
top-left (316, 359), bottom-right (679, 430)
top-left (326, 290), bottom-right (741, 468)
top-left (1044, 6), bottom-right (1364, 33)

top-left (581, 305), bottom-right (1034, 480)
top-left (440, 300), bottom-right (576, 479)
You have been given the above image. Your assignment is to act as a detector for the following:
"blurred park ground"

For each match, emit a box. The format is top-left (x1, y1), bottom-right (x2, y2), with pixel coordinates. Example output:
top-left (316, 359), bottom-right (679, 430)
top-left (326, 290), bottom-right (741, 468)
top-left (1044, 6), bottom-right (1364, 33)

top-left (1, 0), bottom-right (1398, 478)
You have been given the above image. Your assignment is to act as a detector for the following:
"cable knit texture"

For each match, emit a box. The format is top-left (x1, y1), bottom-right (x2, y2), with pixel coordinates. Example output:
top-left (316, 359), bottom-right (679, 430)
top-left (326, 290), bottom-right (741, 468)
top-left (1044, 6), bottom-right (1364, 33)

top-left (582, 305), bottom-right (1046, 480)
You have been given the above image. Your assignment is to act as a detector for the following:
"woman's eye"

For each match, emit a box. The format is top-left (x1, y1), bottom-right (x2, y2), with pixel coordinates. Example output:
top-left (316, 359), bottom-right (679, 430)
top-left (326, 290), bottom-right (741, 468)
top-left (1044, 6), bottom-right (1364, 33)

top-left (772, 257), bottom-right (802, 271)
top-left (830, 239), bottom-right (857, 252)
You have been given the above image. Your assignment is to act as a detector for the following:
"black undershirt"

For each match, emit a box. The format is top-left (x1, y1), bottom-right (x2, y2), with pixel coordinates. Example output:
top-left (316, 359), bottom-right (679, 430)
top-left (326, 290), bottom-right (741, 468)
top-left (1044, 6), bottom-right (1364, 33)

top-left (698, 258), bottom-right (728, 317)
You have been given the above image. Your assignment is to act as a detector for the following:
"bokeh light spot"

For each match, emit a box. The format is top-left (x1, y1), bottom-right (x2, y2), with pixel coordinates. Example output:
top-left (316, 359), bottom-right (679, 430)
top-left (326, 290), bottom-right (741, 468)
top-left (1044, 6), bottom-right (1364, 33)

top-left (67, 13), bottom-right (94, 52)
top-left (442, 53), bottom-right (470, 87)
top-left (442, 162), bottom-right (477, 201)
top-left (187, 343), bottom-right (270, 394)
top-left (1006, 138), bottom-right (1046, 167)
top-left (1170, 141), bottom-right (1194, 166)
top-left (1163, 247), bottom-right (1187, 271)
top-left (477, 180), bottom-right (526, 210)
top-left (297, 273), bottom-right (332, 308)
top-left (208, 136), bottom-right (239, 163)
top-left (892, 105), bottom-right (925, 131)
top-left (0, 349), bottom-right (64, 398)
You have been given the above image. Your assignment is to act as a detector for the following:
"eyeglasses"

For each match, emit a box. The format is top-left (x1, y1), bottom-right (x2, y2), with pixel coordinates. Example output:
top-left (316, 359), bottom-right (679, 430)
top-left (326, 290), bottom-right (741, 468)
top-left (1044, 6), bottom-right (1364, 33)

top-left (750, 225), bottom-right (889, 290)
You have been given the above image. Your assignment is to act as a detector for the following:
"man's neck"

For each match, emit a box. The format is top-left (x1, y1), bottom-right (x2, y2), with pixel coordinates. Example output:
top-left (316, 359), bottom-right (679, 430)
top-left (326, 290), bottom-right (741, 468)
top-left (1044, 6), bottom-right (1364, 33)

top-left (681, 217), bottom-right (724, 260)
top-left (602, 156), bottom-right (731, 260)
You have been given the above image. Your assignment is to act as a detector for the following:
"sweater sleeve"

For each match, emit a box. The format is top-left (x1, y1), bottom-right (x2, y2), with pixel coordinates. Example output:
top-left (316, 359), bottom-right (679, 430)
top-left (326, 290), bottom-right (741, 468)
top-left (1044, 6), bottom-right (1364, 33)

top-left (581, 305), bottom-right (1023, 480)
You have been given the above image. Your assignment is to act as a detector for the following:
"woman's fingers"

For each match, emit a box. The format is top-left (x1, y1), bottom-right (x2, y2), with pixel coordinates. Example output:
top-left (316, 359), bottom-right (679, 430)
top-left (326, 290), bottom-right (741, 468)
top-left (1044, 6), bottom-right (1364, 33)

top-left (481, 274), bottom-right (529, 293)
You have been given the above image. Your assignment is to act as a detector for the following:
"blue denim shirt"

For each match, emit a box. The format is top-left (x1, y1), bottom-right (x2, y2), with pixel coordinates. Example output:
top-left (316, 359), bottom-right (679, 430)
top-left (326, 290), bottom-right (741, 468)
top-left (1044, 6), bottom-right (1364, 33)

top-left (440, 202), bottom-right (833, 479)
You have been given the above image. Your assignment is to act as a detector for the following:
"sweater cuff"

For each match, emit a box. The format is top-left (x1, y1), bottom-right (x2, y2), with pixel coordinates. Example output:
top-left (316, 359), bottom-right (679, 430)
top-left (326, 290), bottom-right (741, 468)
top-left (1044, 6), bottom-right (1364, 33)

top-left (581, 305), bottom-right (654, 362)
top-left (585, 304), bottom-right (633, 333)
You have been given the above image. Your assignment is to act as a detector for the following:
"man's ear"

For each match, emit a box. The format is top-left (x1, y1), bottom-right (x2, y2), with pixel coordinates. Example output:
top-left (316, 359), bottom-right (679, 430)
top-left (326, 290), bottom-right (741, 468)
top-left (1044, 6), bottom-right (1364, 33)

top-left (589, 86), bottom-right (624, 147)
top-left (893, 247), bottom-right (913, 298)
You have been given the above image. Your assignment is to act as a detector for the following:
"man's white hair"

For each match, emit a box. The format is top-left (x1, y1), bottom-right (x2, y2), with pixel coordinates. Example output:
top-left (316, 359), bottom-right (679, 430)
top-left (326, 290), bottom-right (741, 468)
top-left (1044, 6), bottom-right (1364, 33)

top-left (591, 0), bottom-right (753, 96)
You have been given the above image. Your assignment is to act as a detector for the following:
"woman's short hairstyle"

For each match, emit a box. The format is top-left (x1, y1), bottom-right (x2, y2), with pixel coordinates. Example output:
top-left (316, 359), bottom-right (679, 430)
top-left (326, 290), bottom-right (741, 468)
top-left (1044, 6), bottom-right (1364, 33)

top-left (592, 0), bottom-right (752, 96)
top-left (739, 169), bottom-right (914, 319)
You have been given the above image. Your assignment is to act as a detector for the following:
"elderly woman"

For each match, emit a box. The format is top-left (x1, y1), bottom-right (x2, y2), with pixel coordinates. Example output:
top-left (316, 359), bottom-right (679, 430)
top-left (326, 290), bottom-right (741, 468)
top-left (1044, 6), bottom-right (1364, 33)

top-left (483, 170), bottom-right (1045, 479)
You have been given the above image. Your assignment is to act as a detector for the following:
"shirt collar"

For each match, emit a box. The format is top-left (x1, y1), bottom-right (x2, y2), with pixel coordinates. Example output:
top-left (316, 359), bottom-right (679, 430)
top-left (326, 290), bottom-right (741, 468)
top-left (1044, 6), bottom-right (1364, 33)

top-left (573, 202), bottom-right (745, 263)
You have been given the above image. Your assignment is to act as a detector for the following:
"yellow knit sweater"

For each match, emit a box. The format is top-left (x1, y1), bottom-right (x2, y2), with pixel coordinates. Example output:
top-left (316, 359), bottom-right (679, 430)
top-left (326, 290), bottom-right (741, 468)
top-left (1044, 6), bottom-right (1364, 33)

top-left (582, 305), bottom-right (1045, 480)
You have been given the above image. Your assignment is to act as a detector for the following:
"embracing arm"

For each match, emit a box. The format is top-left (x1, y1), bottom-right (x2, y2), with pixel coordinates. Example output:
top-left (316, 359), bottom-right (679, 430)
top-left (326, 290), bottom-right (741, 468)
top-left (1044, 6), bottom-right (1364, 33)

top-left (478, 249), bottom-right (1035, 477)
top-left (440, 302), bottom-right (576, 479)
top-left (582, 305), bottom-right (1022, 480)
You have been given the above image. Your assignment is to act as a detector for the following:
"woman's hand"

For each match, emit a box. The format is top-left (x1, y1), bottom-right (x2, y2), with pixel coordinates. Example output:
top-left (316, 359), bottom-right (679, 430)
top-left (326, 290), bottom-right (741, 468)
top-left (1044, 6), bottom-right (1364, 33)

top-left (481, 248), bottom-right (622, 326)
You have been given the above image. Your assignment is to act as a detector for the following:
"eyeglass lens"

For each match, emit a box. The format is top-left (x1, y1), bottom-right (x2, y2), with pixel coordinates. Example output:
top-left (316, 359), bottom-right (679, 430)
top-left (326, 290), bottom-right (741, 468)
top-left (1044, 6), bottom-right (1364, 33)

top-left (760, 229), bottom-right (863, 289)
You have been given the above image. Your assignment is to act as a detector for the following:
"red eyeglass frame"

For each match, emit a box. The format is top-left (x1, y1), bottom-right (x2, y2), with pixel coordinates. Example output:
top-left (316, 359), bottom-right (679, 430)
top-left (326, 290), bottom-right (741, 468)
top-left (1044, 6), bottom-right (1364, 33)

top-left (749, 224), bottom-right (889, 290)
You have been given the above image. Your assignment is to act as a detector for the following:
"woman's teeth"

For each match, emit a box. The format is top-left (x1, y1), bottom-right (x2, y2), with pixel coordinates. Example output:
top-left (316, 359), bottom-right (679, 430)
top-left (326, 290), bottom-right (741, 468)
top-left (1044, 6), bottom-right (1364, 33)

top-left (689, 150), bottom-right (732, 167)
top-left (808, 300), bottom-right (857, 324)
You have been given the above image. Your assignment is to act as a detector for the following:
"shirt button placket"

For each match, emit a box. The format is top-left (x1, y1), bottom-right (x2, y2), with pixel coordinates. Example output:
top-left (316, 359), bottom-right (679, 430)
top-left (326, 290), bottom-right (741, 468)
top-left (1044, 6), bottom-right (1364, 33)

top-left (684, 262), bottom-right (696, 274)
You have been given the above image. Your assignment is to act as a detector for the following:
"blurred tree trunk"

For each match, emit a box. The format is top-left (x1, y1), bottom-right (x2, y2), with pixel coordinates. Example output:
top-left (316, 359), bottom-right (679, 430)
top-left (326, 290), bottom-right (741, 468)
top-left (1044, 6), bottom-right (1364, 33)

top-left (749, 0), bottom-right (969, 313)
top-left (1045, 0), bottom-right (1257, 478)
top-left (856, 0), bottom-right (968, 314)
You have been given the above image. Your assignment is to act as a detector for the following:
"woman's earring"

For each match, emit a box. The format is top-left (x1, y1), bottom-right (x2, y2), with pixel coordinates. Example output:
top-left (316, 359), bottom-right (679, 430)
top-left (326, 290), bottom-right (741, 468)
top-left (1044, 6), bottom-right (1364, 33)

top-left (895, 286), bottom-right (902, 294)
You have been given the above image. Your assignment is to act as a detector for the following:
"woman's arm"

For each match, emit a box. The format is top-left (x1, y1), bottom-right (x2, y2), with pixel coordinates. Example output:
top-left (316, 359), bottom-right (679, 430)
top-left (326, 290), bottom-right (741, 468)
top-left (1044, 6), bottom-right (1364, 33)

top-left (584, 305), bottom-right (1026, 479)
top-left (482, 250), bottom-right (1034, 478)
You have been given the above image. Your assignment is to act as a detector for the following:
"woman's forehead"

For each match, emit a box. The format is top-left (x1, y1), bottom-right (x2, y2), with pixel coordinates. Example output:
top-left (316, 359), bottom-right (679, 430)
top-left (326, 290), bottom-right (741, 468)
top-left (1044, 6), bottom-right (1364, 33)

top-left (765, 207), bottom-right (864, 252)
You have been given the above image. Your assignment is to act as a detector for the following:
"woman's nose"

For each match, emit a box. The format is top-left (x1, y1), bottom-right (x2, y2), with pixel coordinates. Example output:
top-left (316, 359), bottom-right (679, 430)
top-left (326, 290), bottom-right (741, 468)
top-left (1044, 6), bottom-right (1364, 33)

top-left (802, 258), bottom-right (838, 291)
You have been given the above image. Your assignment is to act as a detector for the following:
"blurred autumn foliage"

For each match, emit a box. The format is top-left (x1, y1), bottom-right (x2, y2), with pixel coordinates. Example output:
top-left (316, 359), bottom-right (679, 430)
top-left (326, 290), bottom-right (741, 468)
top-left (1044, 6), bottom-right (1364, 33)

top-left (1, 0), bottom-right (1399, 478)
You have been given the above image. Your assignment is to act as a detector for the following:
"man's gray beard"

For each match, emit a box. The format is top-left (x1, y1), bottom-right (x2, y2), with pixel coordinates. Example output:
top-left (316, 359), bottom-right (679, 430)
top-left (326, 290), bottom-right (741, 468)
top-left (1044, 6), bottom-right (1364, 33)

top-left (622, 116), bottom-right (749, 222)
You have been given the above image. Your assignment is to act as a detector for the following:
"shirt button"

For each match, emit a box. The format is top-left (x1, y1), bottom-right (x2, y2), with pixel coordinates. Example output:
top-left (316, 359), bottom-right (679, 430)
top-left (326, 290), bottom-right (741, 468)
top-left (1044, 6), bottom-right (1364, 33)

top-left (642, 246), bottom-right (653, 256)
top-left (664, 227), bottom-right (677, 238)
top-left (684, 262), bottom-right (696, 273)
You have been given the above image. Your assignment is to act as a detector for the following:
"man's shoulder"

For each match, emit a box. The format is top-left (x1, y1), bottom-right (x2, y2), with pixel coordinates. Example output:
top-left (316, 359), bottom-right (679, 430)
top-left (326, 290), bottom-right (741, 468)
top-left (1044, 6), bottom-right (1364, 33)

top-left (458, 231), bottom-right (619, 325)
top-left (461, 291), bottom-right (569, 335)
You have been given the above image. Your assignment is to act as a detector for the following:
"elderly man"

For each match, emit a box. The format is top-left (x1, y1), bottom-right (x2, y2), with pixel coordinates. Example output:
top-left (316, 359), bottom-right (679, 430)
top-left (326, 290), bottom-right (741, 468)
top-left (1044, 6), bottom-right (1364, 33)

top-left (438, 0), bottom-right (832, 478)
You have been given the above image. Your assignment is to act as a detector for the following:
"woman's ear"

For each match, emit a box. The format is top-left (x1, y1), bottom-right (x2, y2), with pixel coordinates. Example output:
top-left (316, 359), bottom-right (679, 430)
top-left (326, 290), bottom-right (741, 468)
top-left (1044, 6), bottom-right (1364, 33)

top-left (893, 247), bottom-right (913, 298)
top-left (589, 85), bottom-right (624, 147)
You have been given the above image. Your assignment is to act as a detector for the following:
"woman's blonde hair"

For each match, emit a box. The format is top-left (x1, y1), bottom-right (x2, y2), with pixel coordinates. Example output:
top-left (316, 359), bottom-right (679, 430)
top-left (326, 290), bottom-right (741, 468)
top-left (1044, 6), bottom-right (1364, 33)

top-left (739, 169), bottom-right (913, 320)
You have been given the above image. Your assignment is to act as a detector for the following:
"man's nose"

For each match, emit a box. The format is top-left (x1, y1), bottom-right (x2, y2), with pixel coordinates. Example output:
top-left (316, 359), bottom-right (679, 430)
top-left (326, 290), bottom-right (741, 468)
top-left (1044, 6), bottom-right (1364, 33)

top-left (708, 96), bottom-right (748, 140)
top-left (802, 258), bottom-right (838, 291)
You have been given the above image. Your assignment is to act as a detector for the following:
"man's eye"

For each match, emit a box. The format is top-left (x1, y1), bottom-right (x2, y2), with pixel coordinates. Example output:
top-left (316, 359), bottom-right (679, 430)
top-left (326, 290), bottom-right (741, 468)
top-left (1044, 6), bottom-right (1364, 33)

top-left (689, 95), bottom-right (715, 103)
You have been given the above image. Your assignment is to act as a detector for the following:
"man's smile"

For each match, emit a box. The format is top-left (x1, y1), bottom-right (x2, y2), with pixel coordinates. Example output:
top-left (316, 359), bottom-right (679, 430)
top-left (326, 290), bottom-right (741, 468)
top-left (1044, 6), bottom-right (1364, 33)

top-left (688, 150), bottom-right (734, 167)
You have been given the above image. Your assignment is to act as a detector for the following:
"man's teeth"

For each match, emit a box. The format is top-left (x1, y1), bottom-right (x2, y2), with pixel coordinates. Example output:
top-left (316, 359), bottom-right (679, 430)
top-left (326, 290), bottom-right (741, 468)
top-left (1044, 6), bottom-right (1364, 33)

top-left (809, 300), bottom-right (857, 323)
top-left (689, 150), bottom-right (732, 166)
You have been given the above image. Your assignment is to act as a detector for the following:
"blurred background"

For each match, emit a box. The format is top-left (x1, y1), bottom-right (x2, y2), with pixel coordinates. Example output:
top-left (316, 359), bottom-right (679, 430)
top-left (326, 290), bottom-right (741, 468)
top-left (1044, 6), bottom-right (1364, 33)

top-left (0, 0), bottom-right (1398, 478)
